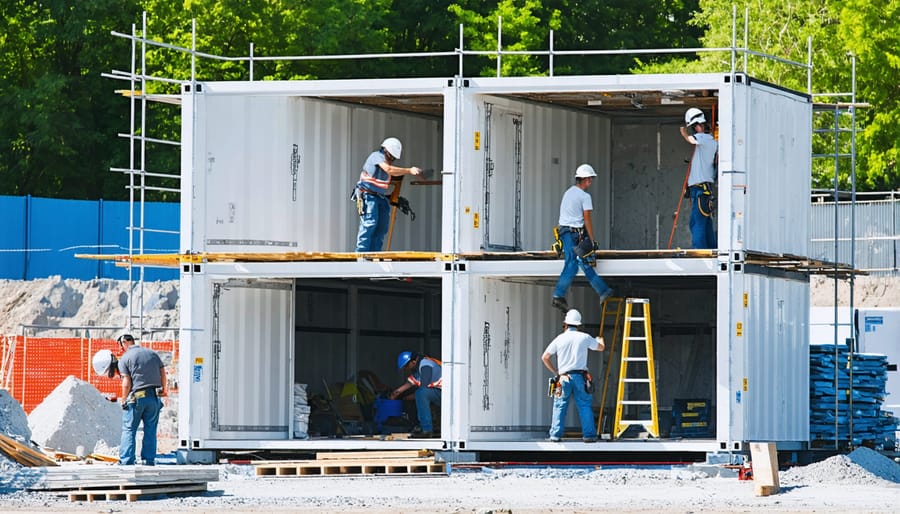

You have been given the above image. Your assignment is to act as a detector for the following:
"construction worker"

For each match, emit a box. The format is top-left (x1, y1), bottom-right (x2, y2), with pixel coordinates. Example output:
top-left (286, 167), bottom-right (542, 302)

top-left (389, 351), bottom-right (441, 438)
top-left (354, 137), bottom-right (422, 253)
top-left (551, 163), bottom-right (613, 313)
top-left (116, 334), bottom-right (167, 466)
top-left (679, 107), bottom-right (718, 249)
top-left (541, 309), bottom-right (605, 443)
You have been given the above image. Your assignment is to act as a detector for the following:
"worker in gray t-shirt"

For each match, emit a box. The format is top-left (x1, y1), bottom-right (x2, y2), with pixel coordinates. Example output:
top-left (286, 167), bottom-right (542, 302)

top-left (116, 334), bottom-right (167, 466)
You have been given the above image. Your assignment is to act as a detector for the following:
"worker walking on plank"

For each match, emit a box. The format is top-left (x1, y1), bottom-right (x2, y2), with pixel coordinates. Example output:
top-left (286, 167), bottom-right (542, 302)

top-left (390, 351), bottom-right (442, 438)
top-left (678, 107), bottom-right (718, 249)
top-left (115, 334), bottom-right (167, 465)
top-left (551, 163), bottom-right (613, 313)
top-left (354, 137), bottom-right (422, 252)
top-left (541, 309), bottom-right (605, 443)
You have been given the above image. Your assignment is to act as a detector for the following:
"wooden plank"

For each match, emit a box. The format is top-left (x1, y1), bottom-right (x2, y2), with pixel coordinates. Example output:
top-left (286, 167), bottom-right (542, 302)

top-left (0, 433), bottom-right (58, 467)
top-left (86, 452), bottom-right (119, 463)
top-left (315, 450), bottom-right (431, 461)
top-left (750, 442), bottom-right (780, 496)
top-left (29, 466), bottom-right (219, 491)
top-left (67, 483), bottom-right (208, 502)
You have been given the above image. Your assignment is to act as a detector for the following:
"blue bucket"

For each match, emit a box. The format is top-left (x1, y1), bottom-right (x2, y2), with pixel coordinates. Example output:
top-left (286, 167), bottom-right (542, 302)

top-left (374, 398), bottom-right (403, 428)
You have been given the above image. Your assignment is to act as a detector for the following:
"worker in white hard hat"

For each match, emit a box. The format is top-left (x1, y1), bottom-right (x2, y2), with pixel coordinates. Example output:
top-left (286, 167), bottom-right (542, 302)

top-left (115, 334), bottom-right (167, 466)
top-left (541, 308), bottom-right (605, 442)
top-left (679, 107), bottom-right (718, 249)
top-left (354, 137), bottom-right (423, 252)
top-left (91, 349), bottom-right (119, 378)
top-left (551, 163), bottom-right (614, 313)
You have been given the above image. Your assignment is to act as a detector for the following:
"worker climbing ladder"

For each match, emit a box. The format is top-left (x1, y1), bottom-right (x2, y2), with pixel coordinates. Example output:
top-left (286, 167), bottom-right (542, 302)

top-left (612, 298), bottom-right (660, 439)
top-left (595, 296), bottom-right (625, 436)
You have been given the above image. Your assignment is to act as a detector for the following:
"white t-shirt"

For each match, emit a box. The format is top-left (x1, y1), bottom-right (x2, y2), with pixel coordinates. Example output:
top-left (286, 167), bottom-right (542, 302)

top-left (687, 132), bottom-right (718, 186)
top-left (558, 185), bottom-right (593, 227)
top-left (543, 328), bottom-right (601, 374)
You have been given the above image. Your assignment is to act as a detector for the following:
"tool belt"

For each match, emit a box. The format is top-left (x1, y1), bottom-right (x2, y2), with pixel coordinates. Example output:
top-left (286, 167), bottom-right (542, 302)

top-left (553, 226), bottom-right (597, 260)
top-left (689, 182), bottom-right (715, 217)
top-left (562, 370), bottom-right (594, 394)
top-left (132, 387), bottom-right (157, 400)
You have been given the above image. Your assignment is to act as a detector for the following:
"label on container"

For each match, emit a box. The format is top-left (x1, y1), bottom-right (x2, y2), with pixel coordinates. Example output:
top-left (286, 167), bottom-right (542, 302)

top-left (193, 364), bottom-right (203, 383)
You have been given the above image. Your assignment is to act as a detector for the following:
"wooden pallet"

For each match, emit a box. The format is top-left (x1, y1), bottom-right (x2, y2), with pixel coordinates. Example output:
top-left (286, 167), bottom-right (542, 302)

top-left (255, 457), bottom-right (445, 477)
top-left (0, 433), bottom-right (58, 467)
top-left (65, 483), bottom-right (208, 502)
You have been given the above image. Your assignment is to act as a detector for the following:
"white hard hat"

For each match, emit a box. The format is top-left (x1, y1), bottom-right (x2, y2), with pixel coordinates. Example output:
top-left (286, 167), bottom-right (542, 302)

top-left (382, 137), bottom-right (402, 160)
top-left (92, 349), bottom-right (116, 377)
top-left (685, 107), bottom-right (706, 127)
top-left (564, 309), bottom-right (583, 326)
top-left (574, 164), bottom-right (597, 178)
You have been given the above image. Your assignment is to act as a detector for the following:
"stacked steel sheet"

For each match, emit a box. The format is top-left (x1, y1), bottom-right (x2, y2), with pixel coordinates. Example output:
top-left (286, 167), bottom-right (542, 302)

top-left (810, 344), bottom-right (898, 449)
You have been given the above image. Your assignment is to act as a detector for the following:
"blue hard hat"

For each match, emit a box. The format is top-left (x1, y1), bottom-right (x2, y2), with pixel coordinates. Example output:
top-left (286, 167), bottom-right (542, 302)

top-left (397, 351), bottom-right (414, 370)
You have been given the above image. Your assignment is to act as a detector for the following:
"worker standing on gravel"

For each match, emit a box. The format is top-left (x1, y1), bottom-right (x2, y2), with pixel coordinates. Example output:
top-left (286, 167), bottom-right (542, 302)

top-left (390, 351), bottom-right (441, 438)
top-left (354, 137), bottom-right (422, 253)
top-left (116, 334), bottom-right (167, 466)
top-left (541, 309), bottom-right (604, 443)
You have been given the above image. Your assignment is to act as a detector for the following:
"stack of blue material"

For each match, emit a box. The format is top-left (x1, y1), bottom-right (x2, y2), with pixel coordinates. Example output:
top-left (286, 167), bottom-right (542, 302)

top-left (810, 343), bottom-right (898, 449)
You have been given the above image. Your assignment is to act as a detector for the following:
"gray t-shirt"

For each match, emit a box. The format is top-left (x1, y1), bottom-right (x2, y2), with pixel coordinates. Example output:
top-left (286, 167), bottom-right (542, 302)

top-left (687, 132), bottom-right (718, 186)
top-left (558, 185), bottom-right (593, 227)
top-left (117, 345), bottom-right (164, 391)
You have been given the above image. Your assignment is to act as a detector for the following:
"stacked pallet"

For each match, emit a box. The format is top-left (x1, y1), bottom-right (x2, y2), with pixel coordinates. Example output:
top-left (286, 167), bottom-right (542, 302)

top-left (810, 344), bottom-right (899, 449)
top-left (254, 450), bottom-right (445, 477)
top-left (27, 465), bottom-right (219, 502)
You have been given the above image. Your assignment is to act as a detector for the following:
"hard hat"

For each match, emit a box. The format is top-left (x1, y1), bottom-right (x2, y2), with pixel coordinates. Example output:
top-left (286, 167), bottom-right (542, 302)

top-left (92, 349), bottom-right (116, 377)
top-left (397, 351), bottom-right (414, 370)
top-left (564, 309), bottom-right (583, 326)
top-left (382, 137), bottom-right (402, 160)
top-left (685, 107), bottom-right (706, 127)
top-left (574, 164), bottom-right (597, 178)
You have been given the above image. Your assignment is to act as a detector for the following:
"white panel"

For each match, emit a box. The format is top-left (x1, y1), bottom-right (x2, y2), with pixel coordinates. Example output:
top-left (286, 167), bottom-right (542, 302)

top-left (743, 271), bottom-right (810, 442)
top-left (211, 280), bottom-right (293, 439)
top-left (741, 82), bottom-right (812, 255)
top-left (190, 94), bottom-right (443, 253)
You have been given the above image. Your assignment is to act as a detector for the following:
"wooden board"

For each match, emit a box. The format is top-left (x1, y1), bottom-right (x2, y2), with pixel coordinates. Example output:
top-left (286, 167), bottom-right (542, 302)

top-left (0, 433), bottom-right (58, 467)
top-left (28, 465), bottom-right (219, 491)
top-left (315, 450), bottom-right (432, 461)
top-left (750, 442), bottom-right (780, 496)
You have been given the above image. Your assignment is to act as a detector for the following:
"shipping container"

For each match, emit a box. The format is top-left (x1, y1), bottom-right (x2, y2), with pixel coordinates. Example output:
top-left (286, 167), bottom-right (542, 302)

top-left (168, 70), bottom-right (814, 460)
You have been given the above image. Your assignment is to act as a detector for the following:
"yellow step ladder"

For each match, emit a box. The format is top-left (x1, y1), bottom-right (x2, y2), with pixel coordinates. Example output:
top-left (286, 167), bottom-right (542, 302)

top-left (612, 298), bottom-right (660, 438)
top-left (595, 296), bottom-right (625, 437)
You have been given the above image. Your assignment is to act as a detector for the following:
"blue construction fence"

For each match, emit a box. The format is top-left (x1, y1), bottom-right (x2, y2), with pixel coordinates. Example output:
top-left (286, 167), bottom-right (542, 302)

top-left (0, 195), bottom-right (179, 281)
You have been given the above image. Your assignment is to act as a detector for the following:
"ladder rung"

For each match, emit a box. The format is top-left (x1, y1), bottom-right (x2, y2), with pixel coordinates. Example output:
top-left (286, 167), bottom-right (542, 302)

top-left (623, 357), bottom-right (648, 362)
top-left (625, 317), bottom-right (645, 321)
top-left (619, 420), bottom-right (653, 424)
top-left (620, 401), bottom-right (652, 405)
top-left (625, 337), bottom-right (647, 341)
top-left (623, 378), bottom-right (651, 383)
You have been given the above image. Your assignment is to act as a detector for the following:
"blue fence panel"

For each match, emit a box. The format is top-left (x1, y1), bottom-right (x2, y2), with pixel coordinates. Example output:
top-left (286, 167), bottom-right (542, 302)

top-left (0, 196), bottom-right (27, 279)
top-left (0, 196), bottom-right (179, 281)
top-left (28, 197), bottom-right (100, 279)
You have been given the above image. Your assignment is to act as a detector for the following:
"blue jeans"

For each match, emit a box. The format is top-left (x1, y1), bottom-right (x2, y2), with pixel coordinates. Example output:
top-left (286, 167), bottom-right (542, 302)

top-left (549, 373), bottom-right (595, 439)
top-left (356, 193), bottom-right (390, 252)
top-left (553, 229), bottom-right (611, 299)
top-left (119, 395), bottom-right (162, 465)
top-left (689, 185), bottom-right (716, 249)
top-left (415, 387), bottom-right (441, 433)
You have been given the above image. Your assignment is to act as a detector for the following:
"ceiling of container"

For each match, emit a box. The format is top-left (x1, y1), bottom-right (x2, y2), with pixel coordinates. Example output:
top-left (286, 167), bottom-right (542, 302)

top-left (325, 89), bottom-right (718, 119)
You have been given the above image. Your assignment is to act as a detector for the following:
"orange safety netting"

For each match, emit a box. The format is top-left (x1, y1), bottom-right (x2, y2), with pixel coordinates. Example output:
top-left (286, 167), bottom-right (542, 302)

top-left (0, 335), bottom-right (178, 413)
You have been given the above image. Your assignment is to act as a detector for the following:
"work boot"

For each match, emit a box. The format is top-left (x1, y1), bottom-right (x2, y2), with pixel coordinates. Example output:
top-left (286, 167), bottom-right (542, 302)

top-left (597, 289), bottom-right (614, 305)
top-left (583, 437), bottom-right (598, 443)
top-left (551, 296), bottom-right (569, 313)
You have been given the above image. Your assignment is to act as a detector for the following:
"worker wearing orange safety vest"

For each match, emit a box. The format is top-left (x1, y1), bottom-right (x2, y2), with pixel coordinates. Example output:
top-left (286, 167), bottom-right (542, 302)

top-left (390, 351), bottom-right (442, 438)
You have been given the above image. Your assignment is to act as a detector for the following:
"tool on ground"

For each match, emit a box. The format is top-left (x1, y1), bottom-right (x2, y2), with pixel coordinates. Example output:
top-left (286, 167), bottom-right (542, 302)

top-left (612, 298), bottom-right (660, 438)
top-left (596, 296), bottom-right (625, 436)
top-left (322, 378), bottom-right (351, 436)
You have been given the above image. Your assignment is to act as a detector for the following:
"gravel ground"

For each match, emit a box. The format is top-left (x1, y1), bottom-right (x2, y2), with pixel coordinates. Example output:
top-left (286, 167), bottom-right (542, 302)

top-left (1, 457), bottom-right (899, 513)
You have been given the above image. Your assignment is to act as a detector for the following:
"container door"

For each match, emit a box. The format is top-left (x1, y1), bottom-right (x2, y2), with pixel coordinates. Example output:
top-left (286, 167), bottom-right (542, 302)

top-left (210, 279), bottom-right (293, 439)
top-left (483, 103), bottom-right (523, 251)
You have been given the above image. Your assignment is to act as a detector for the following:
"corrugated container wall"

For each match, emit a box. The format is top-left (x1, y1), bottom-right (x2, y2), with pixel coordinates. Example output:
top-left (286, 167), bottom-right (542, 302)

top-left (737, 270), bottom-right (809, 442)
top-left (724, 79), bottom-right (811, 255)
top-left (810, 200), bottom-right (898, 273)
top-left (186, 86), bottom-right (443, 254)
